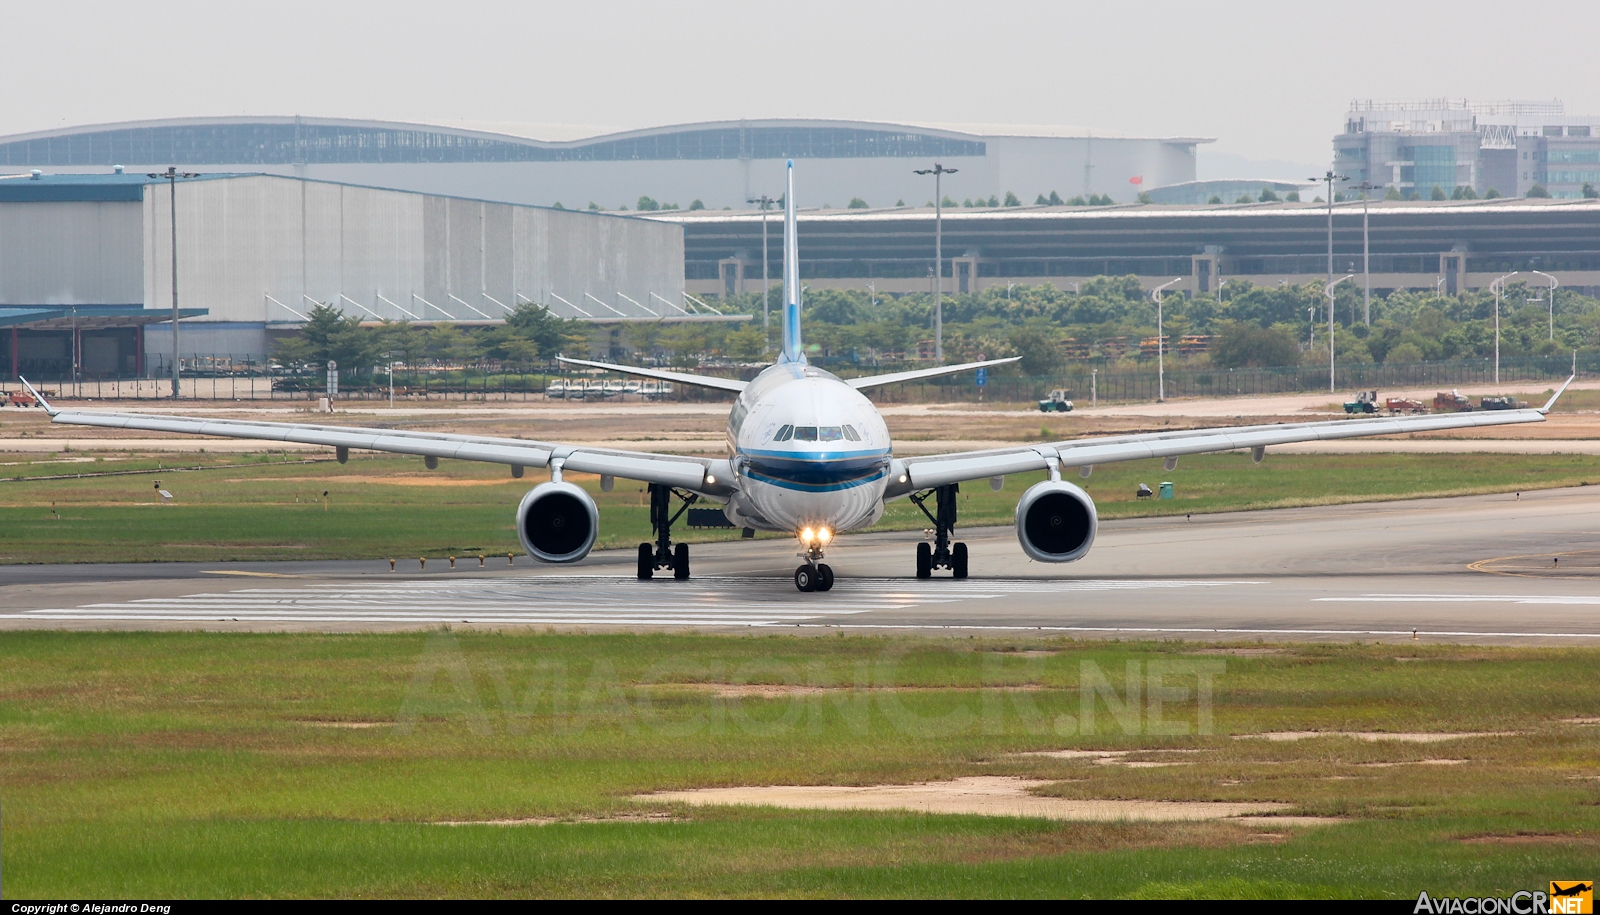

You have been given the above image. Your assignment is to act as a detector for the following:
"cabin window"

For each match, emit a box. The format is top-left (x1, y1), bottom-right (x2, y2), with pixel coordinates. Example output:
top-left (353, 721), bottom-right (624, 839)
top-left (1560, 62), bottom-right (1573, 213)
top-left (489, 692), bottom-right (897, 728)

top-left (774, 424), bottom-right (794, 442)
top-left (818, 426), bottom-right (844, 442)
top-left (841, 424), bottom-right (861, 442)
top-left (792, 426), bottom-right (819, 441)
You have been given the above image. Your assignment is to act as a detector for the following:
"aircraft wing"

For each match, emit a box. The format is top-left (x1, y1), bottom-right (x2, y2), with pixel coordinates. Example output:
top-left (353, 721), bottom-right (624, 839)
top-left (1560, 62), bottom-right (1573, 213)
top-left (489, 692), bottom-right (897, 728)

top-left (885, 377), bottom-right (1573, 496)
top-left (847, 357), bottom-right (1023, 390)
top-left (556, 356), bottom-right (747, 393)
top-left (20, 379), bottom-right (731, 495)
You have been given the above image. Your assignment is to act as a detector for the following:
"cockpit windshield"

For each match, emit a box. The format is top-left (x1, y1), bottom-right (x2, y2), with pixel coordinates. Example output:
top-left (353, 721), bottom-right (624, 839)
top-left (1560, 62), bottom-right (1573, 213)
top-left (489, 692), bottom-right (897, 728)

top-left (772, 423), bottom-right (862, 444)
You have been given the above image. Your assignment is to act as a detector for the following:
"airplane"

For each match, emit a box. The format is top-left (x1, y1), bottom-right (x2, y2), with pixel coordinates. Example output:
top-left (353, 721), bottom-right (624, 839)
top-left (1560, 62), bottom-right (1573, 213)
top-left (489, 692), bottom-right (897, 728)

top-left (21, 161), bottom-right (1573, 592)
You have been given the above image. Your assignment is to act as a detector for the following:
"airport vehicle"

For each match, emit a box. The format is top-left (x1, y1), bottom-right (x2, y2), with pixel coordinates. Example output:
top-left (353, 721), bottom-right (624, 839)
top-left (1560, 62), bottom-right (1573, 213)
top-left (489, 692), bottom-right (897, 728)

top-left (21, 162), bottom-right (1573, 592)
top-left (1434, 390), bottom-right (1475, 412)
top-left (1480, 395), bottom-right (1528, 411)
top-left (1385, 397), bottom-right (1428, 414)
top-left (9, 390), bottom-right (39, 407)
top-left (1342, 391), bottom-right (1379, 414)
top-left (1038, 390), bottom-right (1074, 413)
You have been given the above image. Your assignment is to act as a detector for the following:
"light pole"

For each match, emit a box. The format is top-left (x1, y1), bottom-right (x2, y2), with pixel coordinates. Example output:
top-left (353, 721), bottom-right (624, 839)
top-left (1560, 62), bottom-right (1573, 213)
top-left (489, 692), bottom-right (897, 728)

top-left (148, 166), bottom-right (198, 398)
top-left (1152, 277), bottom-right (1181, 402)
top-left (914, 163), bottom-right (958, 362)
top-left (1309, 171), bottom-right (1349, 305)
top-left (1530, 269), bottom-right (1559, 340)
top-left (1348, 180), bottom-right (1376, 325)
top-left (1326, 274), bottom-right (1354, 392)
top-left (747, 194), bottom-right (776, 353)
top-left (1490, 271), bottom-right (1519, 384)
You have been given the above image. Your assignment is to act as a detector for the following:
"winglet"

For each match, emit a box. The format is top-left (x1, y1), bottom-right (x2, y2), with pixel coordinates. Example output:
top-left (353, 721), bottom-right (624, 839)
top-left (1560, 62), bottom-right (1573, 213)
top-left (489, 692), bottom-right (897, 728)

top-left (1539, 374), bottom-right (1576, 414)
top-left (17, 376), bottom-right (58, 416)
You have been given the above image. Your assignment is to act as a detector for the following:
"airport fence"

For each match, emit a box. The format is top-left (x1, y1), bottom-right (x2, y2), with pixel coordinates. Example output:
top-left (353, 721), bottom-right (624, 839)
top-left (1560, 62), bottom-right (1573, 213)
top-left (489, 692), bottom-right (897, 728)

top-left (0, 353), bottom-right (1587, 405)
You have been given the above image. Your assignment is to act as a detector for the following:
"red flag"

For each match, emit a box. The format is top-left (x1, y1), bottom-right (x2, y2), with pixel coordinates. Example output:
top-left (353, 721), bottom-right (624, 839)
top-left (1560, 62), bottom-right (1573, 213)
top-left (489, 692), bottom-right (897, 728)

top-left (1129, 175), bottom-right (1144, 185)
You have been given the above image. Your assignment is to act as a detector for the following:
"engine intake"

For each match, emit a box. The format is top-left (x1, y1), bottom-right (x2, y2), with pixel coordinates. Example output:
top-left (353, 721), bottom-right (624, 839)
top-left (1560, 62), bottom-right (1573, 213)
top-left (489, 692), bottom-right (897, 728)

top-left (1015, 480), bottom-right (1097, 563)
top-left (516, 481), bottom-right (599, 563)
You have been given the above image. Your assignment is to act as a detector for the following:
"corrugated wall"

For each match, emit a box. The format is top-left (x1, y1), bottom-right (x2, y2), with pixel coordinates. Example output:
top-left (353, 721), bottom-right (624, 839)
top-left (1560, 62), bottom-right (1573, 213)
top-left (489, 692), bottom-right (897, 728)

top-left (143, 174), bottom-right (683, 324)
top-left (0, 200), bottom-right (143, 304)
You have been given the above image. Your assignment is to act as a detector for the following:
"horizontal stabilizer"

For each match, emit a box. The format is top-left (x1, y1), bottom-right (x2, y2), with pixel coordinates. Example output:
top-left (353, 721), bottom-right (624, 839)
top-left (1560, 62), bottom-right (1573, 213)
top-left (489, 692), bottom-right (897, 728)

top-left (847, 356), bottom-right (1022, 391)
top-left (556, 356), bottom-right (747, 393)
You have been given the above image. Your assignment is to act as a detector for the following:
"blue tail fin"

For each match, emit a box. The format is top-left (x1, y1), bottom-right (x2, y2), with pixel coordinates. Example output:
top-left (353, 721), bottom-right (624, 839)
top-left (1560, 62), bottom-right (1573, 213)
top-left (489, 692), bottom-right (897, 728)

top-left (781, 160), bottom-right (804, 364)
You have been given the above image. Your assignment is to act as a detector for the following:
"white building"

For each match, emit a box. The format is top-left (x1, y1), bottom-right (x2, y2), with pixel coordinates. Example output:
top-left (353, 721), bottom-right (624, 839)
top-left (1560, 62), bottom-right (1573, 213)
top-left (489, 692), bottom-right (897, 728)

top-left (0, 117), bottom-right (1211, 212)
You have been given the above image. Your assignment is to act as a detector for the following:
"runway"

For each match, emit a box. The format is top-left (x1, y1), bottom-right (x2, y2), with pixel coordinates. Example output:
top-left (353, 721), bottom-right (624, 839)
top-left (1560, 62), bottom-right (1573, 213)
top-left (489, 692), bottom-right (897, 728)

top-left (4, 486), bottom-right (1600, 644)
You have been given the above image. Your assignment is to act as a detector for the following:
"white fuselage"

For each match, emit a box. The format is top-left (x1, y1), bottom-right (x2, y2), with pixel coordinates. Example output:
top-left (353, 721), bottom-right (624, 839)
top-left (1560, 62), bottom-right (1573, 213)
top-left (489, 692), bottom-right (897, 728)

top-left (720, 362), bottom-right (892, 535)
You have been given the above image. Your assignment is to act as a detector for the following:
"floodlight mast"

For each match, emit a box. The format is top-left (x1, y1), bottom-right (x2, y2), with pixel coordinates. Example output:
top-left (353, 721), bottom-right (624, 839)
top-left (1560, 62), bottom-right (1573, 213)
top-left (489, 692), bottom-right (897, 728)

top-left (1309, 171), bottom-right (1349, 310)
top-left (747, 194), bottom-right (777, 353)
top-left (1348, 180), bottom-right (1377, 325)
top-left (914, 163), bottom-right (958, 363)
top-left (1530, 270), bottom-right (1559, 340)
top-left (1490, 271), bottom-right (1519, 384)
top-left (148, 166), bottom-right (199, 398)
top-left (1151, 278), bottom-right (1181, 402)
top-left (1326, 274), bottom-right (1354, 392)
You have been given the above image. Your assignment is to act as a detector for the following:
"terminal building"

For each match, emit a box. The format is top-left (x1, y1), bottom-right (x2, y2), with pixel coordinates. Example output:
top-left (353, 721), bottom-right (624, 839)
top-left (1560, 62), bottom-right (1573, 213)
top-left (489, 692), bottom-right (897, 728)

top-left (1335, 99), bottom-right (1600, 199)
top-left (0, 116), bottom-right (1209, 212)
top-left (0, 171), bottom-right (685, 377)
top-left (657, 197), bottom-right (1600, 299)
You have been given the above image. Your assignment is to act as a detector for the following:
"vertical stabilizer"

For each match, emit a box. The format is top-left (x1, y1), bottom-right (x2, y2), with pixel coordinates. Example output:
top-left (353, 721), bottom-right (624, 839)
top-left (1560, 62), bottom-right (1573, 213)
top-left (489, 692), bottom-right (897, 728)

top-left (781, 160), bottom-right (805, 364)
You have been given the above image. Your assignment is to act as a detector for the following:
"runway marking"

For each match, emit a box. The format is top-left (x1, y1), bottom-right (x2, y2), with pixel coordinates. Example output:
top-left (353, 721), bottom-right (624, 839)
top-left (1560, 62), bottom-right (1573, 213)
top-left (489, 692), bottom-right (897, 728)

top-left (6, 576), bottom-right (1259, 628)
top-left (1318, 593), bottom-right (1600, 605)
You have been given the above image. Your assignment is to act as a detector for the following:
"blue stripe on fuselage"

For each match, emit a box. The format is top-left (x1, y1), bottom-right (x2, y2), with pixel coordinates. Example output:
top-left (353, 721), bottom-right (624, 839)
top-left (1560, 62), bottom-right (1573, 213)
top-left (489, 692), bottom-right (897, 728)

top-left (741, 449), bottom-right (889, 492)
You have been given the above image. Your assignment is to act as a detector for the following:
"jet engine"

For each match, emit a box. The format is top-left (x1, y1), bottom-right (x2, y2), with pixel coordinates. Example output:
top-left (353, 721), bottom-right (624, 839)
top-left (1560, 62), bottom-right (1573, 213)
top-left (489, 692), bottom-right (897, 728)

top-left (516, 481), bottom-right (599, 563)
top-left (1015, 480), bottom-right (1098, 563)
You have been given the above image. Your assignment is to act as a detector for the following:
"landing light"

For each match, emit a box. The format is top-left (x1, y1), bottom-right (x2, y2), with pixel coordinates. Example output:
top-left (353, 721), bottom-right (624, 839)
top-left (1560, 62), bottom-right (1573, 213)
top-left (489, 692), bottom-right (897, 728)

top-left (818, 527), bottom-right (832, 544)
top-left (705, 474), bottom-right (717, 485)
top-left (800, 527), bottom-right (815, 544)
top-left (898, 473), bottom-right (908, 484)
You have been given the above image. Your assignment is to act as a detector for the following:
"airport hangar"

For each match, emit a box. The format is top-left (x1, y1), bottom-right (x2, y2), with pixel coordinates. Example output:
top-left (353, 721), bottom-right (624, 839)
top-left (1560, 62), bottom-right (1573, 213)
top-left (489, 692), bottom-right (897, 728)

top-left (0, 116), bottom-right (1208, 213)
top-left (656, 197), bottom-right (1600, 300)
top-left (0, 171), bottom-right (692, 379)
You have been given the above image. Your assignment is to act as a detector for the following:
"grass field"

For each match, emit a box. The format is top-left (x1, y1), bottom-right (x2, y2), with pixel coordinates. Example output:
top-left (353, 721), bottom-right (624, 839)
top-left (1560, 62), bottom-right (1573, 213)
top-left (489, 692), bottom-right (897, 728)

top-left (0, 450), bottom-right (1596, 563)
top-left (1, 631), bottom-right (1596, 898)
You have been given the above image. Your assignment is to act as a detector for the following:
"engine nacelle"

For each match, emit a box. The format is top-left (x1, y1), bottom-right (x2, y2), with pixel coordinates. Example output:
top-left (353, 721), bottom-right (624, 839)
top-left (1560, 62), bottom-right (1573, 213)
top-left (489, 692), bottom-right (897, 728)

top-left (1015, 480), bottom-right (1098, 563)
top-left (516, 481), bottom-right (599, 563)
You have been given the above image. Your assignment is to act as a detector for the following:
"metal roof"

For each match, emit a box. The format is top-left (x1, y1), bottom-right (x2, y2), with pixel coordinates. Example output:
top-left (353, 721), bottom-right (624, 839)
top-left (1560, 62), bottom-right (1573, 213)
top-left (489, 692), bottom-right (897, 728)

top-left (0, 306), bottom-right (208, 329)
top-left (0, 171), bottom-right (243, 202)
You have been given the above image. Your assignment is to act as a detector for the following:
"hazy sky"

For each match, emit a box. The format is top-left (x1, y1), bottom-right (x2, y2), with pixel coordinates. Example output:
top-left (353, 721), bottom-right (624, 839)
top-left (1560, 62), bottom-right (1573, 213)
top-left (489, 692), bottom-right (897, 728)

top-left (5, 0), bottom-right (1597, 174)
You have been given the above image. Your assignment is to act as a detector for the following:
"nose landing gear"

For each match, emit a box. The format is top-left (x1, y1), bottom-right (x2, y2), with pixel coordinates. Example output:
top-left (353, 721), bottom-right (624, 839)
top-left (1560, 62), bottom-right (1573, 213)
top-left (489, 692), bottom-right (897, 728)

top-left (794, 536), bottom-right (835, 592)
top-left (910, 484), bottom-right (968, 579)
top-left (637, 483), bottom-right (695, 580)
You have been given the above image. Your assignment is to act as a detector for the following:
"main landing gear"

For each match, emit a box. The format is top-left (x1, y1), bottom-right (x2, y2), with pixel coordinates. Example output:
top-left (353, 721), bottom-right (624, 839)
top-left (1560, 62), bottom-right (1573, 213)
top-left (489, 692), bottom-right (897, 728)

top-left (909, 484), bottom-right (968, 580)
top-left (637, 483), bottom-right (694, 581)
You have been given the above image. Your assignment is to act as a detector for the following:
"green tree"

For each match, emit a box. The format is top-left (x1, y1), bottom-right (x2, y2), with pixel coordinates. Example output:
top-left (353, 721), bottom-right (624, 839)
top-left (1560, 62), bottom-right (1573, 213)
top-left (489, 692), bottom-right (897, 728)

top-left (1208, 195), bottom-right (1223, 204)
top-left (1485, 188), bottom-right (1501, 198)
top-left (724, 324), bottom-right (766, 360)
top-left (1385, 186), bottom-right (1403, 200)
top-left (636, 195), bottom-right (660, 211)
top-left (1047, 191), bottom-right (1064, 206)
top-left (1008, 320), bottom-right (1061, 376)
top-left (1236, 194), bottom-right (1254, 204)
top-left (847, 197), bottom-right (869, 208)
top-left (1584, 182), bottom-right (1599, 199)
top-left (689, 199), bottom-right (705, 210)
top-left (1528, 184), bottom-right (1551, 198)
top-left (504, 302), bottom-right (585, 359)
top-left (987, 195), bottom-right (999, 206)
top-left (1430, 185), bottom-right (1448, 200)
top-left (941, 195), bottom-right (957, 208)
top-left (1210, 321), bottom-right (1299, 368)
top-left (1003, 191), bottom-right (1021, 207)
top-left (895, 199), bottom-right (906, 207)
top-left (552, 201), bottom-right (565, 209)
top-left (1137, 191), bottom-right (1154, 204)
top-left (272, 303), bottom-right (379, 372)
top-left (588, 202), bottom-right (601, 210)
top-left (1285, 191), bottom-right (1301, 202)
top-left (1258, 188), bottom-right (1280, 202)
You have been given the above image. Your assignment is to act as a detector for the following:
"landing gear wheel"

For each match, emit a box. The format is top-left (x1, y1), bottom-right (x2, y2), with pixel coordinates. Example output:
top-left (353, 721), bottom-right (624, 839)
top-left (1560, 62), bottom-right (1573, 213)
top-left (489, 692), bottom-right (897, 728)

top-left (916, 542), bottom-right (932, 579)
top-left (795, 564), bottom-right (818, 592)
top-left (673, 542), bottom-right (690, 580)
top-left (637, 543), bottom-right (653, 580)
top-left (816, 563), bottom-right (835, 591)
top-left (952, 542), bottom-right (968, 579)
